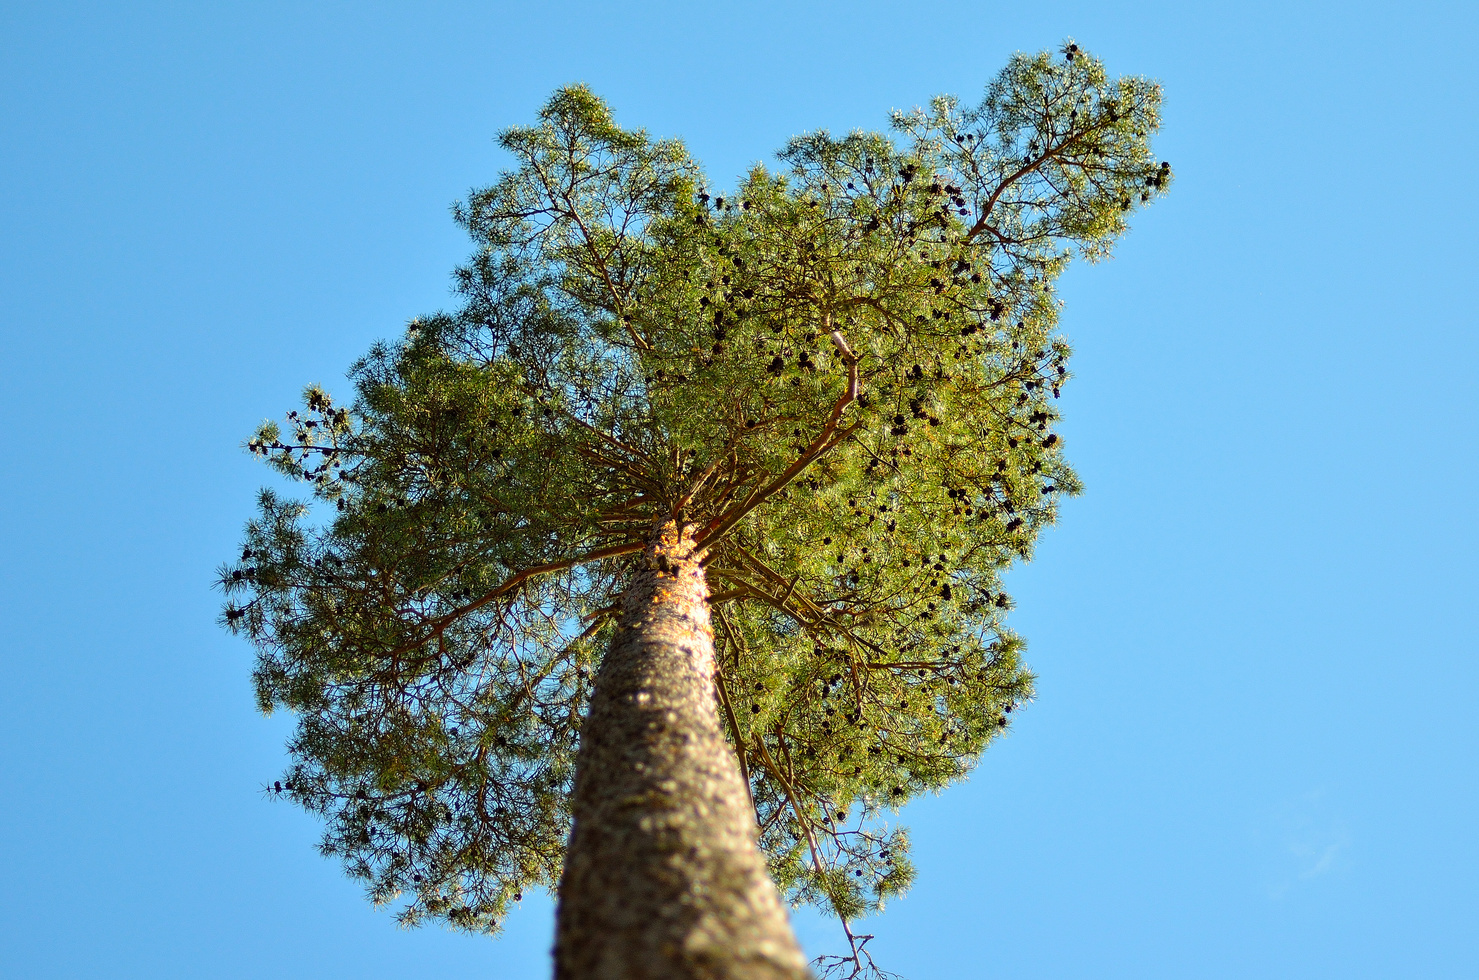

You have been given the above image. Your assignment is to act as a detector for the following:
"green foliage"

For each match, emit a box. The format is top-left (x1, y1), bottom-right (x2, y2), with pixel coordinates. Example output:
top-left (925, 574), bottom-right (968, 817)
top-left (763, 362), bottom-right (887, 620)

top-left (221, 41), bottom-right (1169, 942)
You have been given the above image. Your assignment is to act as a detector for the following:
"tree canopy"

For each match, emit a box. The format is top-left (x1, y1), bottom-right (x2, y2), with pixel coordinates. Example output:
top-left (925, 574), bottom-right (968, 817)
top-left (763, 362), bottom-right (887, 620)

top-left (221, 40), bottom-right (1169, 962)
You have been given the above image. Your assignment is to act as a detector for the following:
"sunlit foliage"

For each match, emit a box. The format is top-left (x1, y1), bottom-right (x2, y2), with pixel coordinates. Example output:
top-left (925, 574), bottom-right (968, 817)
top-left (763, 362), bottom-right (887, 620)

top-left (221, 41), bottom-right (1168, 966)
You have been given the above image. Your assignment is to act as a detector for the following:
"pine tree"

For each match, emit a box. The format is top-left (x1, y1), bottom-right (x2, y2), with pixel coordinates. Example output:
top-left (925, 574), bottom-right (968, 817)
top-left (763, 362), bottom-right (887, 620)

top-left (221, 42), bottom-right (1169, 980)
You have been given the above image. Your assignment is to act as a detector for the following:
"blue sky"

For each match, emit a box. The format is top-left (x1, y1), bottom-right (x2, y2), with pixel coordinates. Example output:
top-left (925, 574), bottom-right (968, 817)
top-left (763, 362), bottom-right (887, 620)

top-left (2, 1), bottom-right (1475, 977)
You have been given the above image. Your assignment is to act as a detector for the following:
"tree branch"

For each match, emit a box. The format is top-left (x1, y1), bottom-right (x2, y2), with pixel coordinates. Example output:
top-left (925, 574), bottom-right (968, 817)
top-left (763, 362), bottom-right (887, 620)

top-left (695, 314), bottom-right (861, 551)
top-left (378, 540), bottom-right (643, 662)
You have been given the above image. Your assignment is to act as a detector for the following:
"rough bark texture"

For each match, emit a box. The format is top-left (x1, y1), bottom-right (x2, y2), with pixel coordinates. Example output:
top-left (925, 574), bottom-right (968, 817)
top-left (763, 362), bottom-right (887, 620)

top-left (555, 521), bottom-right (810, 980)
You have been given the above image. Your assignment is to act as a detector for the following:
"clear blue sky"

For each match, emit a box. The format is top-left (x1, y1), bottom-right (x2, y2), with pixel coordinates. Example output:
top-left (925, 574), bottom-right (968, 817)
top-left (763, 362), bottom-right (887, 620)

top-left (3, 1), bottom-right (1475, 977)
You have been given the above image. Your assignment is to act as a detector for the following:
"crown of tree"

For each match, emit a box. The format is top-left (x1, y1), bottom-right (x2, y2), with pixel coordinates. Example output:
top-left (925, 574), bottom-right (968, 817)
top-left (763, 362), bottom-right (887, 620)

top-left (222, 42), bottom-right (1168, 978)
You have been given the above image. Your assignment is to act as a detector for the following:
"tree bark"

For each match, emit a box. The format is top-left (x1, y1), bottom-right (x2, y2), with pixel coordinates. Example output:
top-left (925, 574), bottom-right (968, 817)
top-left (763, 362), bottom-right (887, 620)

top-left (554, 520), bottom-right (810, 980)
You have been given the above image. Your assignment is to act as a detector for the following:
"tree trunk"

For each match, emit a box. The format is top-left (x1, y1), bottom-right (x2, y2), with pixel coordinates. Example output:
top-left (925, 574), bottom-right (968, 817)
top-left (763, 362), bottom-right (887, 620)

top-left (554, 520), bottom-right (810, 980)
